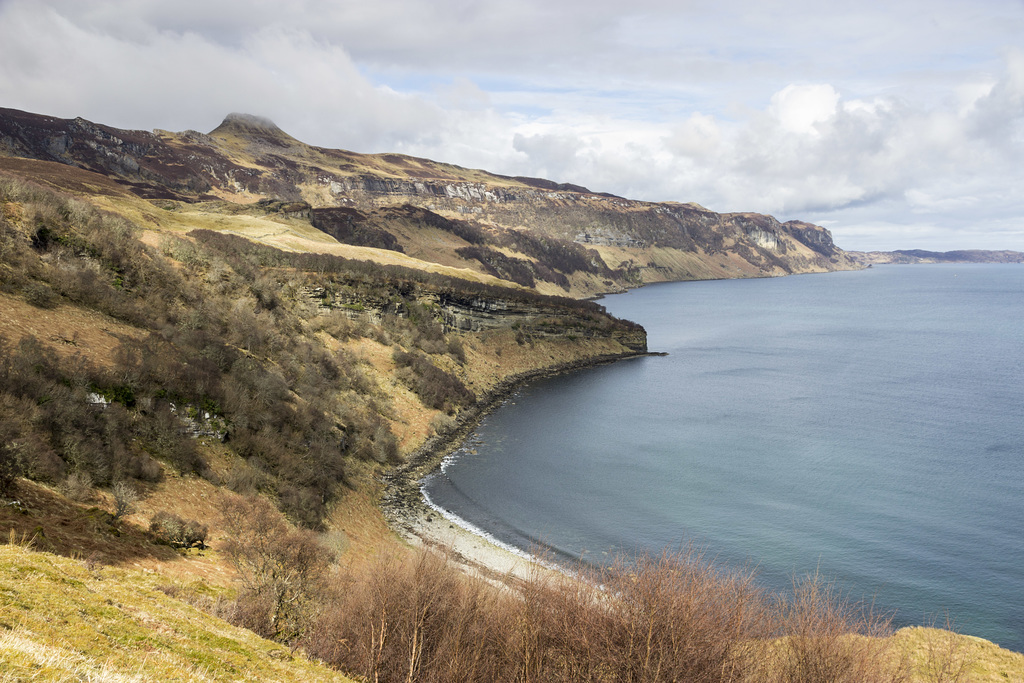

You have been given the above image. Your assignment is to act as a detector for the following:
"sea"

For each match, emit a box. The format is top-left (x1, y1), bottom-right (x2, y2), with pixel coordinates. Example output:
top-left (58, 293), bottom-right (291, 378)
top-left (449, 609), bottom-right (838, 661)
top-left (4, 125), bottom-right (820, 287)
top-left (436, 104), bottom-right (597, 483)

top-left (422, 264), bottom-right (1024, 652)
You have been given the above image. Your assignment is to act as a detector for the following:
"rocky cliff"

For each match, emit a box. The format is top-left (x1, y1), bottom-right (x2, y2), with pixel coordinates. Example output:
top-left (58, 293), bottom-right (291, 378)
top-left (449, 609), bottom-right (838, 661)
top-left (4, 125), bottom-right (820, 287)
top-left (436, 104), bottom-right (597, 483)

top-left (304, 278), bottom-right (647, 353)
top-left (0, 107), bottom-right (859, 296)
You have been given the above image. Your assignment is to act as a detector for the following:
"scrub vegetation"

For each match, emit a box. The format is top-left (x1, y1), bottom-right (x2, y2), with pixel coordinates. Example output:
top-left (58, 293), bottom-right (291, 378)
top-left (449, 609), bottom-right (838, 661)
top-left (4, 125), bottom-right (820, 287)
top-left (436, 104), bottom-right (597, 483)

top-left (0, 173), bottom-right (637, 530)
top-left (1, 135), bottom-right (1022, 681)
top-left (5, 520), bottom-right (1018, 683)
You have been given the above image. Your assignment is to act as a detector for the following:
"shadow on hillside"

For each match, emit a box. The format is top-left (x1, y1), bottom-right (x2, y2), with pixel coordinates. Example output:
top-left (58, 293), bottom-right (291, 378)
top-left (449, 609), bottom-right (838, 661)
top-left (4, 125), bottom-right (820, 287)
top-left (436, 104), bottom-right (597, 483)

top-left (1, 479), bottom-right (182, 566)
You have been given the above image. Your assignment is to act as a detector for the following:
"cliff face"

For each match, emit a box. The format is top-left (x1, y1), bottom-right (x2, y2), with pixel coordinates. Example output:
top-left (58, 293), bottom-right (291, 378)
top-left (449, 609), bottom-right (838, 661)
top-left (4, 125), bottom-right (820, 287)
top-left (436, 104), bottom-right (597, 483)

top-left (0, 107), bottom-right (859, 295)
top-left (436, 292), bottom-right (647, 352)
top-left (305, 283), bottom-right (647, 353)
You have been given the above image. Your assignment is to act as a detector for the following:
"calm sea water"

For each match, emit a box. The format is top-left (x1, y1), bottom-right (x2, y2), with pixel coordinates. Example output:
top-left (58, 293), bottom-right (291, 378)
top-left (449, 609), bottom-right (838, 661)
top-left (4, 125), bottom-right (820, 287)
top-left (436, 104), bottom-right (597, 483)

top-left (423, 264), bottom-right (1024, 652)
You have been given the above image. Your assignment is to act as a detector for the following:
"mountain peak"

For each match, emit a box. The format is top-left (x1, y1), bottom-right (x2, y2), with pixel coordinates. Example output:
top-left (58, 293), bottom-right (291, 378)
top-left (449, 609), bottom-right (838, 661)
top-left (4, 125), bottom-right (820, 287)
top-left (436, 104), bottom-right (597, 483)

top-left (217, 112), bottom-right (281, 132)
top-left (209, 113), bottom-right (300, 148)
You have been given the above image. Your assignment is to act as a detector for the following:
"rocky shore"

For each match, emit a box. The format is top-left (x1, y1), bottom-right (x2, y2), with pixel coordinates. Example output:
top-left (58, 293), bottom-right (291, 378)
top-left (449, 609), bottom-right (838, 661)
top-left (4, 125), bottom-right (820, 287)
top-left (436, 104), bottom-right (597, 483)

top-left (380, 350), bottom-right (660, 580)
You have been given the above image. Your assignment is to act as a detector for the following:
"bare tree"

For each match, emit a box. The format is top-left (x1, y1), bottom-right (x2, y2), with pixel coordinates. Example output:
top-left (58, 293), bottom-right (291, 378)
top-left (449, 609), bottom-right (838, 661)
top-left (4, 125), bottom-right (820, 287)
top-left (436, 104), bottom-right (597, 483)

top-left (219, 494), bottom-right (335, 644)
top-left (111, 480), bottom-right (138, 520)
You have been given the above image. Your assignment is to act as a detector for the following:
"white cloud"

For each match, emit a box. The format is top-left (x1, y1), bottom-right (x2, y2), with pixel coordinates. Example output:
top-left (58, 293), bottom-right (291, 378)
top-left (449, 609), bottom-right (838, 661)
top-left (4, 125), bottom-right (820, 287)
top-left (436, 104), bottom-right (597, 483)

top-left (0, 0), bottom-right (1023, 250)
top-left (665, 114), bottom-right (722, 160)
top-left (512, 132), bottom-right (586, 180)
top-left (768, 84), bottom-right (840, 136)
top-left (0, 1), bottom-right (443, 150)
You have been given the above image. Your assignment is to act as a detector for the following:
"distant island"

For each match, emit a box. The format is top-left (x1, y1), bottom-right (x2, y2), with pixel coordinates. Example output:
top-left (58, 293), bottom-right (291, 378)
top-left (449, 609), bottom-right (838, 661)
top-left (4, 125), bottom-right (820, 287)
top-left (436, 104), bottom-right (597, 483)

top-left (848, 249), bottom-right (1024, 265)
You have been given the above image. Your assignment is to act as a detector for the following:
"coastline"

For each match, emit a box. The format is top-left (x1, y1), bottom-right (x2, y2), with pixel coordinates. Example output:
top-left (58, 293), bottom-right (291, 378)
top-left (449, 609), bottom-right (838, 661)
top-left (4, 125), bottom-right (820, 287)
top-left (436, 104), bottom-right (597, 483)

top-left (382, 268), bottom-right (1024, 663)
top-left (380, 349), bottom-right (659, 580)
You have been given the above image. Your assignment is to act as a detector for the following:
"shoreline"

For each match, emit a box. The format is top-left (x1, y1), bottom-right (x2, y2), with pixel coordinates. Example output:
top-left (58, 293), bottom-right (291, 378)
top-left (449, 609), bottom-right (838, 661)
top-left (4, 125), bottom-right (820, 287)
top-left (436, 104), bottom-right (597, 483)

top-left (380, 349), bottom-right (660, 579)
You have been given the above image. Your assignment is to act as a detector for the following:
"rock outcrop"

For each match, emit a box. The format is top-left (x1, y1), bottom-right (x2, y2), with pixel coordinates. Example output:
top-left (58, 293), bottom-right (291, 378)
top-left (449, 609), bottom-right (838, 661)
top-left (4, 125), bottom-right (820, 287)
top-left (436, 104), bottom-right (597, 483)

top-left (305, 284), bottom-right (648, 353)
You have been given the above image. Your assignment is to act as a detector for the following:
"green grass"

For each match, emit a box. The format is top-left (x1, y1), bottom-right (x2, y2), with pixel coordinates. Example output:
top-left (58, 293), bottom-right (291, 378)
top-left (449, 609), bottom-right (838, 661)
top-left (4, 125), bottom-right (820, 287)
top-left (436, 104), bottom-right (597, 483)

top-left (0, 540), bottom-right (354, 682)
top-left (892, 626), bottom-right (1024, 683)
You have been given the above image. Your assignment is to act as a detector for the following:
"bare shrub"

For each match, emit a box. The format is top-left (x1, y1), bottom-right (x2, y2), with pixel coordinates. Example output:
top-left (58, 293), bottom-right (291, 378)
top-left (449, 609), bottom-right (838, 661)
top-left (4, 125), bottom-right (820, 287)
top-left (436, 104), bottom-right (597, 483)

top-left (128, 454), bottom-right (162, 482)
top-left (23, 280), bottom-right (58, 308)
top-left (429, 413), bottom-right (456, 437)
top-left (762, 571), bottom-right (907, 683)
top-left (392, 349), bottom-right (475, 413)
top-left (111, 480), bottom-right (139, 520)
top-left (372, 421), bottom-right (400, 464)
top-left (149, 510), bottom-right (208, 549)
top-left (914, 618), bottom-right (976, 683)
top-left (327, 313), bottom-right (355, 340)
top-left (300, 544), bottom-right (936, 683)
top-left (305, 545), bottom-right (774, 683)
top-left (0, 444), bottom-right (22, 497)
top-left (224, 460), bottom-right (271, 495)
top-left (60, 470), bottom-right (94, 502)
top-left (304, 550), bottom-right (518, 683)
top-left (219, 494), bottom-right (335, 644)
top-left (446, 336), bottom-right (467, 364)
top-left (597, 549), bottom-right (769, 682)
top-left (0, 414), bottom-right (27, 497)
top-left (509, 547), bottom-right (770, 683)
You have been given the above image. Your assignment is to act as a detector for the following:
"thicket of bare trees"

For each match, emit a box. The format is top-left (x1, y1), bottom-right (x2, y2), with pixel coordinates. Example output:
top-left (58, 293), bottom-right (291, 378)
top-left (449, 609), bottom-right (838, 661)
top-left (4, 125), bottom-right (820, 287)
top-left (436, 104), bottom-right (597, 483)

top-left (213, 493), bottom-right (916, 682)
top-left (0, 174), bottom-right (512, 526)
top-left (294, 543), bottom-right (913, 683)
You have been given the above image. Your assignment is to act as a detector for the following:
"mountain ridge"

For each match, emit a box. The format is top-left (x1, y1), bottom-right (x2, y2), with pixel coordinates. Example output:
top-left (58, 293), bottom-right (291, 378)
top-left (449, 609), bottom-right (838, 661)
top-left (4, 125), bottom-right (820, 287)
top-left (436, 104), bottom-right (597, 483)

top-left (0, 106), bottom-right (858, 297)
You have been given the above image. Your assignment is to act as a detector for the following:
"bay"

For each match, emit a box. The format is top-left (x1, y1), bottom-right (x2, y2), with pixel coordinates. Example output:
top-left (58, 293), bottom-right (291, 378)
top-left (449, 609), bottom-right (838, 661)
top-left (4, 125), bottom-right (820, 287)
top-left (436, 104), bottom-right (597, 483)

top-left (423, 264), bottom-right (1024, 652)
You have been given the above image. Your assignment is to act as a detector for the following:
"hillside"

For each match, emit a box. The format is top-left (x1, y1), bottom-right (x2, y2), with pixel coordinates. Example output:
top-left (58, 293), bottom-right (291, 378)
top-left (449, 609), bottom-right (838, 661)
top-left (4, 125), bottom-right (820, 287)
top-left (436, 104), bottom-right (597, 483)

top-left (0, 107), bottom-right (859, 297)
top-left (0, 107), bottom-right (655, 679)
top-left (0, 540), bottom-right (354, 682)
top-left (3, 106), bottom-right (1023, 681)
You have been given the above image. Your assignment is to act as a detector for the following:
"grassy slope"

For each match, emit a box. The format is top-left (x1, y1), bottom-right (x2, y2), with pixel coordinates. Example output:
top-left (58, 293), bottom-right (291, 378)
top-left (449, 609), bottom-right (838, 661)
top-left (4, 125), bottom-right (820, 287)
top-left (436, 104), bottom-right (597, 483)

top-left (92, 194), bottom-right (522, 290)
top-left (0, 541), bottom-right (353, 682)
top-left (4, 529), bottom-right (1023, 683)
top-left (0, 146), bottom-right (850, 301)
top-left (894, 627), bottom-right (1024, 682)
top-left (191, 123), bottom-right (859, 297)
top-left (0, 157), bottom-right (645, 678)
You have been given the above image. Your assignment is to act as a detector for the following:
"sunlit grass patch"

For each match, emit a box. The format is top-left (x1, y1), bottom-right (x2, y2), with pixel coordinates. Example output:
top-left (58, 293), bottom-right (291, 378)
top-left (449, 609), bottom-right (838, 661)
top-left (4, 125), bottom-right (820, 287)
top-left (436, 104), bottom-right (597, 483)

top-left (893, 626), bottom-right (1024, 683)
top-left (0, 542), bottom-right (353, 682)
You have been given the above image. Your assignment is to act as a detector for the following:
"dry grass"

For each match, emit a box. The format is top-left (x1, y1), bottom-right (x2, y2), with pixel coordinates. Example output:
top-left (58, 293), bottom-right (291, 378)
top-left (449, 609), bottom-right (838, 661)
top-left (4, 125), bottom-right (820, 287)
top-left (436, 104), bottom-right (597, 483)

top-left (0, 480), bottom-right (180, 568)
top-left (0, 157), bottom-right (129, 199)
top-left (461, 328), bottom-right (634, 394)
top-left (894, 626), bottom-right (1024, 682)
top-left (326, 476), bottom-right (403, 569)
top-left (0, 292), bottom-right (144, 368)
top-left (343, 335), bottom-right (440, 452)
top-left (0, 472), bottom-right (238, 587)
top-left (0, 540), bottom-right (354, 682)
top-left (99, 193), bottom-right (517, 288)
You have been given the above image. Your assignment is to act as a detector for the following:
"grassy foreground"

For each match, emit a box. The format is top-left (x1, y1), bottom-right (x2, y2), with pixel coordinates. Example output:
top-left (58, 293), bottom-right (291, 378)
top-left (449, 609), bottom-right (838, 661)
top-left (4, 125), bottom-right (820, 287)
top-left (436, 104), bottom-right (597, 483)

top-left (2, 520), bottom-right (1024, 679)
top-left (3, 491), bottom-right (1024, 682)
top-left (0, 540), bottom-right (352, 682)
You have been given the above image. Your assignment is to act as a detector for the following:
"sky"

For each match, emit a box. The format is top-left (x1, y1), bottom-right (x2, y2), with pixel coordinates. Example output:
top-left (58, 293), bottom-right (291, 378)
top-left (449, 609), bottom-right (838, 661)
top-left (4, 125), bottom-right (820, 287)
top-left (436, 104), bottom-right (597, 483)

top-left (1, 0), bottom-right (1023, 251)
